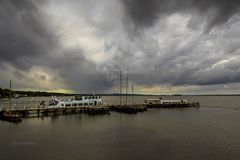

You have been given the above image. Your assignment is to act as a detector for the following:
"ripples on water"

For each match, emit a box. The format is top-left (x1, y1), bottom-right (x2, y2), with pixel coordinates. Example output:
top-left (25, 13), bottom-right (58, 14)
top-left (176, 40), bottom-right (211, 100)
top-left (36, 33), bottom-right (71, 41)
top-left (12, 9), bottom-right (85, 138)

top-left (0, 96), bottom-right (240, 160)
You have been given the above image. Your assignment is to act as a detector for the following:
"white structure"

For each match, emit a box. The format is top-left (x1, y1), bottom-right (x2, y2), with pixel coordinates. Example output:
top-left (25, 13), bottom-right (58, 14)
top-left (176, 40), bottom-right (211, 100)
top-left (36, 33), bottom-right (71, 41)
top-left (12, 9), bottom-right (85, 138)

top-left (48, 95), bottom-right (102, 108)
top-left (144, 98), bottom-right (188, 105)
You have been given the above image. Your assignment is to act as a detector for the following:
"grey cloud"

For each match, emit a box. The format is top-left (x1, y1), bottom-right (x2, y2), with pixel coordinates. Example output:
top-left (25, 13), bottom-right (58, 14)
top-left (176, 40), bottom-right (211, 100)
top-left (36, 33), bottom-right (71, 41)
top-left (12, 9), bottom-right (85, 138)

top-left (0, 0), bottom-right (57, 70)
top-left (0, 0), bottom-right (114, 92)
top-left (121, 0), bottom-right (240, 30)
top-left (1, 0), bottom-right (240, 94)
top-left (41, 49), bottom-right (115, 93)
top-left (104, 14), bottom-right (240, 89)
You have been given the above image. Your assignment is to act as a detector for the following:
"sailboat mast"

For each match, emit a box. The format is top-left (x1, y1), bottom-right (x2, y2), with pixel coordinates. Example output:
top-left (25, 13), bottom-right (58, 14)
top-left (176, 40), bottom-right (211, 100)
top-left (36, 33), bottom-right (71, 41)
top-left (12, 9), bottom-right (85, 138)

top-left (120, 71), bottom-right (122, 106)
top-left (132, 83), bottom-right (134, 105)
top-left (9, 80), bottom-right (12, 110)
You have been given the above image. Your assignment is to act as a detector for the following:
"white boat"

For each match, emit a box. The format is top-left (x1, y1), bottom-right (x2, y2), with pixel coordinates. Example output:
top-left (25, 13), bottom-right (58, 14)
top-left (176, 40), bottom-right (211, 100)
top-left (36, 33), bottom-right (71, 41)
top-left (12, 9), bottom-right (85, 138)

top-left (144, 98), bottom-right (188, 105)
top-left (48, 95), bottom-right (102, 108)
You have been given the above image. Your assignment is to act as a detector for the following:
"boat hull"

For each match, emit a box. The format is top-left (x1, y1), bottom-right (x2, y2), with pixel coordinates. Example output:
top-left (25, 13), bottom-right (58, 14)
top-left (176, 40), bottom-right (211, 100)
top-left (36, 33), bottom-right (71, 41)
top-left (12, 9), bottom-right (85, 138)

top-left (3, 112), bottom-right (22, 123)
top-left (146, 102), bottom-right (200, 108)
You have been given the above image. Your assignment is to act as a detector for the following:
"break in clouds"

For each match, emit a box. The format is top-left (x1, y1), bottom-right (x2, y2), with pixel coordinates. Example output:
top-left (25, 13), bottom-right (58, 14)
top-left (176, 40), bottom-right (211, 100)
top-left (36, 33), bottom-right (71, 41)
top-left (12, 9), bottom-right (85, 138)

top-left (0, 0), bottom-right (240, 94)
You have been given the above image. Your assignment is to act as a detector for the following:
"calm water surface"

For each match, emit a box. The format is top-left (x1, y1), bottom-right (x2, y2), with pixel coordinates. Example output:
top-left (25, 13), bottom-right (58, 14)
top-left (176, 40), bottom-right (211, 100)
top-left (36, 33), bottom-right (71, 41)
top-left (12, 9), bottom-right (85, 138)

top-left (0, 96), bottom-right (240, 160)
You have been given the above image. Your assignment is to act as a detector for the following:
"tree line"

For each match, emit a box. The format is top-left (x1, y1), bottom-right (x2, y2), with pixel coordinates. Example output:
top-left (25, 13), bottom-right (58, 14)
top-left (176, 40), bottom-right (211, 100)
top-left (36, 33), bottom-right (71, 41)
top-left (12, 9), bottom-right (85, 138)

top-left (0, 88), bottom-right (72, 98)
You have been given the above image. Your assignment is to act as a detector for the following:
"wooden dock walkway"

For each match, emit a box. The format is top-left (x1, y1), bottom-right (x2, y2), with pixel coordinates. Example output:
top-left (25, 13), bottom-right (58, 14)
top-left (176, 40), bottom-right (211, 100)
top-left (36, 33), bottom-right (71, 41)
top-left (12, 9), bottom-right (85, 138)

top-left (0, 105), bottom-right (110, 119)
top-left (0, 102), bottom-right (200, 123)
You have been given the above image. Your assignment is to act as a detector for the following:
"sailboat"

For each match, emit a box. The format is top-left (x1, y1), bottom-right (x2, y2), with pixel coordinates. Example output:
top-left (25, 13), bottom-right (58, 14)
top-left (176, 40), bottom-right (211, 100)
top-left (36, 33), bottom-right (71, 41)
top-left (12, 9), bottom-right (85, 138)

top-left (3, 112), bottom-right (22, 123)
top-left (3, 80), bottom-right (22, 123)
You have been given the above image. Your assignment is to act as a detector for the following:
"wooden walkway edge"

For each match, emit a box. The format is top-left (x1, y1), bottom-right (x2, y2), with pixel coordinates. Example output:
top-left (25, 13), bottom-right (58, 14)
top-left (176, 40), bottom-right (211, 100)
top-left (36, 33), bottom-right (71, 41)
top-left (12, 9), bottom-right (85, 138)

top-left (0, 102), bottom-right (200, 123)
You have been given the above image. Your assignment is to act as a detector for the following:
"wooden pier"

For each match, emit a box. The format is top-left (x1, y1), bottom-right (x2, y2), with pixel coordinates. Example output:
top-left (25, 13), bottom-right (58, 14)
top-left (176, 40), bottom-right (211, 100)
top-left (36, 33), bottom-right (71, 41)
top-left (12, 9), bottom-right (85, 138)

top-left (0, 105), bottom-right (110, 122)
top-left (0, 102), bottom-right (200, 123)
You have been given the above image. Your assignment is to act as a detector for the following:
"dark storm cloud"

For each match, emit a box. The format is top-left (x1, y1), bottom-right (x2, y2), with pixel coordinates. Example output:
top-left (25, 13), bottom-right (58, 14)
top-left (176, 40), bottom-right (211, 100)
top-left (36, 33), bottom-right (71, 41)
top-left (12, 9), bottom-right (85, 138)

top-left (93, 0), bottom-right (240, 92)
top-left (104, 15), bottom-right (240, 89)
top-left (0, 0), bottom-right (57, 70)
top-left (123, 55), bottom-right (240, 87)
top-left (41, 49), bottom-right (115, 92)
top-left (121, 0), bottom-right (240, 30)
top-left (1, 0), bottom-right (240, 94)
top-left (0, 0), bottom-right (114, 92)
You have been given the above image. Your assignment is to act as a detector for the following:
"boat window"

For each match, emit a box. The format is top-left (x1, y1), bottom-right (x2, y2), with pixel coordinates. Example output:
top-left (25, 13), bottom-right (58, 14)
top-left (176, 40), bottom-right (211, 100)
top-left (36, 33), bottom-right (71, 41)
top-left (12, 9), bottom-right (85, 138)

top-left (73, 103), bottom-right (77, 106)
top-left (66, 104), bottom-right (71, 107)
top-left (78, 103), bottom-right (83, 106)
top-left (84, 103), bottom-right (88, 106)
top-left (75, 96), bottom-right (83, 100)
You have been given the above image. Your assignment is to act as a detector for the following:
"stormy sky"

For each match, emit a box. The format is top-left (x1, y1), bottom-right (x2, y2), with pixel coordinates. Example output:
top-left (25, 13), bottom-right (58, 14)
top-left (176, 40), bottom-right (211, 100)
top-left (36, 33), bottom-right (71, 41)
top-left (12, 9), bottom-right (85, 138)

top-left (1, 0), bottom-right (240, 94)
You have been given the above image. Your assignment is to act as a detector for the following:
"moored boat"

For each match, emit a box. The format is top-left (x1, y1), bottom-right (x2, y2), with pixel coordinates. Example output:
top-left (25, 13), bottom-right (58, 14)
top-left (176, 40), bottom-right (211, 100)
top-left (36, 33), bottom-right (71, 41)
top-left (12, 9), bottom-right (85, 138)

top-left (144, 97), bottom-right (199, 108)
top-left (48, 95), bottom-right (103, 108)
top-left (3, 111), bottom-right (22, 123)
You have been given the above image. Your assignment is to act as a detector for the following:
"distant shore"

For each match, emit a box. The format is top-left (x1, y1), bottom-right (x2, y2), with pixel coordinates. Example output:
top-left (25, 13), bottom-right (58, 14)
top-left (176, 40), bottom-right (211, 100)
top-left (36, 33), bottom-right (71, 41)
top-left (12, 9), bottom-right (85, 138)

top-left (1, 88), bottom-right (240, 98)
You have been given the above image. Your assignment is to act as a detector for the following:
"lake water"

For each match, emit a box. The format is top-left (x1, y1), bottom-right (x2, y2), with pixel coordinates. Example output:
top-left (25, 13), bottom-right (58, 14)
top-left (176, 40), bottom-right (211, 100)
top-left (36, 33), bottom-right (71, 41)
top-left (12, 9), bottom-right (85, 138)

top-left (0, 96), bottom-right (240, 160)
